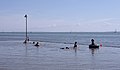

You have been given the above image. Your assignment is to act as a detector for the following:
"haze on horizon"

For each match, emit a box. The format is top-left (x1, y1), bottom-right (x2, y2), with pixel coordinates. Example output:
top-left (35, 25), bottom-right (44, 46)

top-left (0, 0), bottom-right (120, 32)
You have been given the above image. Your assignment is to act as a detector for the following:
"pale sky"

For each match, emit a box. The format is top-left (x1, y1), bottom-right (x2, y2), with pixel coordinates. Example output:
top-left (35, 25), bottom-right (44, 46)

top-left (0, 0), bottom-right (120, 32)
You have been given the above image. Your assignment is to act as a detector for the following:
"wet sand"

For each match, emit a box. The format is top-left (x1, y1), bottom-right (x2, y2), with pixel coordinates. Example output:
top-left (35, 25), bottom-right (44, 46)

top-left (0, 41), bottom-right (120, 70)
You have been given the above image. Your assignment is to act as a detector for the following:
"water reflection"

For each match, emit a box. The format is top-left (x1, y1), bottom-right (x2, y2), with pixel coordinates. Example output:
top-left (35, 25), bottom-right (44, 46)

top-left (36, 47), bottom-right (39, 55)
top-left (74, 47), bottom-right (77, 56)
top-left (89, 48), bottom-right (99, 70)
top-left (25, 44), bottom-right (28, 56)
top-left (89, 48), bottom-right (99, 56)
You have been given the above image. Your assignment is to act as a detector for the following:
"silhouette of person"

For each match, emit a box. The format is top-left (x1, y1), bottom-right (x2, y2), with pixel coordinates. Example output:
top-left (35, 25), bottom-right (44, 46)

top-left (23, 40), bottom-right (27, 44)
top-left (89, 39), bottom-right (99, 48)
top-left (33, 42), bottom-right (35, 44)
top-left (23, 37), bottom-right (29, 44)
top-left (66, 47), bottom-right (69, 49)
top-left (91, 39), bottom-right (95, 45)
top-left (73, 42), bottom-right (77, 49)
top-left (27, 37), bottom-right (29, 41)
top-left (34, 42), bottom-right (39, 46)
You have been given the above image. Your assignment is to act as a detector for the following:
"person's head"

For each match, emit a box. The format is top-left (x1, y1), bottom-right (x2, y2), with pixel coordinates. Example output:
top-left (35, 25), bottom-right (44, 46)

top-left (91, 39), bottom-right (95, 45)
top-left (91, 39), bottom-right (94, 42)
top-left (33, 42), bottom-right (35, 44)
top-left (75, 42), bottom-right (77, 44)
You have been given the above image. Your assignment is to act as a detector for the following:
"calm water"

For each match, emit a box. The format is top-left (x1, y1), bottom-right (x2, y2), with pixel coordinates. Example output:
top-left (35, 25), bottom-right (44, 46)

top-left (0, 32), bottom-right (120, 70)
top-left (0, 32), bottom-right (120, 48)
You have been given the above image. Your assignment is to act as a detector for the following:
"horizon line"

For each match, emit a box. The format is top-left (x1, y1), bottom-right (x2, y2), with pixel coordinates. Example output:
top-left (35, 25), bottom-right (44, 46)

top-left (0, 31), bottom-right (119, 33)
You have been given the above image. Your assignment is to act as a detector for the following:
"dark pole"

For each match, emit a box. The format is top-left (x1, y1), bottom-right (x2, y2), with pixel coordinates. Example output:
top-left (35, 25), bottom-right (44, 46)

top-left (24, 15), bottom-right (28, 41)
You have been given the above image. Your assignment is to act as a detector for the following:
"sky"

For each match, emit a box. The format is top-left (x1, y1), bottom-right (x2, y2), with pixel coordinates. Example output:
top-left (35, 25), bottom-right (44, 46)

top-left (0, 0), bottom-right (120, 32)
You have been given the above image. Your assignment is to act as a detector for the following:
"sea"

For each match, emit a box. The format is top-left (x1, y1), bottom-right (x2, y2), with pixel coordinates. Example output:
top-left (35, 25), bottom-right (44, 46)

top-left (0, 32), bottom-right (120, 48)
top-left (0, 32), bottom-right (120, 70)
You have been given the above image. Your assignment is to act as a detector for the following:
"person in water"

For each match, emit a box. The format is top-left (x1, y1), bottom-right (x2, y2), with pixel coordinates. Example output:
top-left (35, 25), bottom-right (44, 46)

top-left (23, 40), bottom-right (27, 44)
top-left (73, 42), bottom-right (77, 49)
top-left (34, 42), bottom-right (39, 46)
top-left (60, 42), bottom-right (77, 49)
top-left (89, 39), bottom-right (99, 48)
top-left (33, 41), bottom-right (35, 44)
top-left (23, 37), bottom-right (29, 44)
top-left (91, 39), bottom-right (95, 45)
top-left (27, 37), bottom-right (29, 41)
top-left (60, 47), bottom-right (69, 49)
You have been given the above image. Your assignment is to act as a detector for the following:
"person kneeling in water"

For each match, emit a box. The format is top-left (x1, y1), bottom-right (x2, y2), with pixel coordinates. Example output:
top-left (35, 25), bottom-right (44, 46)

top-left (34, 42), bottom-right (39, 47)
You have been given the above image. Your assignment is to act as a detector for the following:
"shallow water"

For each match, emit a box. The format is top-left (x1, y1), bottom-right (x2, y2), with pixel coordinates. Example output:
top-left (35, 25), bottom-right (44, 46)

top-left (0, 32), bottom-right (120, 48)
top-left (0, 41), bottom-right (120, 70)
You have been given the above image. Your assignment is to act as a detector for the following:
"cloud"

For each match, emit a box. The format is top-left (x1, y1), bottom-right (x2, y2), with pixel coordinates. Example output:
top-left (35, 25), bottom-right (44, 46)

top-left (79, 18), bottom-right (120, 24)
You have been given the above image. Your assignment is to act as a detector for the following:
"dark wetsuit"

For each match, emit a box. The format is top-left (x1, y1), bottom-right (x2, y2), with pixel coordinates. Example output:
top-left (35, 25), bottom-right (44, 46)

top-left (74, 42), bottom-right (77, 48)
top-left (91, 39), bottom-right (95, 45)
top-left (35, 42), bottom-right (39, 46)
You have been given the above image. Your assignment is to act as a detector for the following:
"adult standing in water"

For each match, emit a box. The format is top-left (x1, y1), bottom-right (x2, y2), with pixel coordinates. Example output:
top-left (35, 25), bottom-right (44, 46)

top-left (89, 39), bottom-right (99, 48)
top-left (91, 39), bottom-right (95, 45)
top-left (73, 42), bottom-right (77, 49)
top-left (73, 42), bottom-right (77, 56)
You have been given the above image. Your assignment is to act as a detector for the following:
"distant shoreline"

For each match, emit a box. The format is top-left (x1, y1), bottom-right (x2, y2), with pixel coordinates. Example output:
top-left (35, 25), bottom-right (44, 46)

top-left (0, 31), bottom-right (119, 33)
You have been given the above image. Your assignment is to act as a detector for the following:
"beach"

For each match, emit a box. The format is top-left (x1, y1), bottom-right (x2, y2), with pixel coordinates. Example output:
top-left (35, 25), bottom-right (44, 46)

top-left (0, 40), bottom-right (120, 70)
top-left (1, 0), bottom-right (120, 69)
